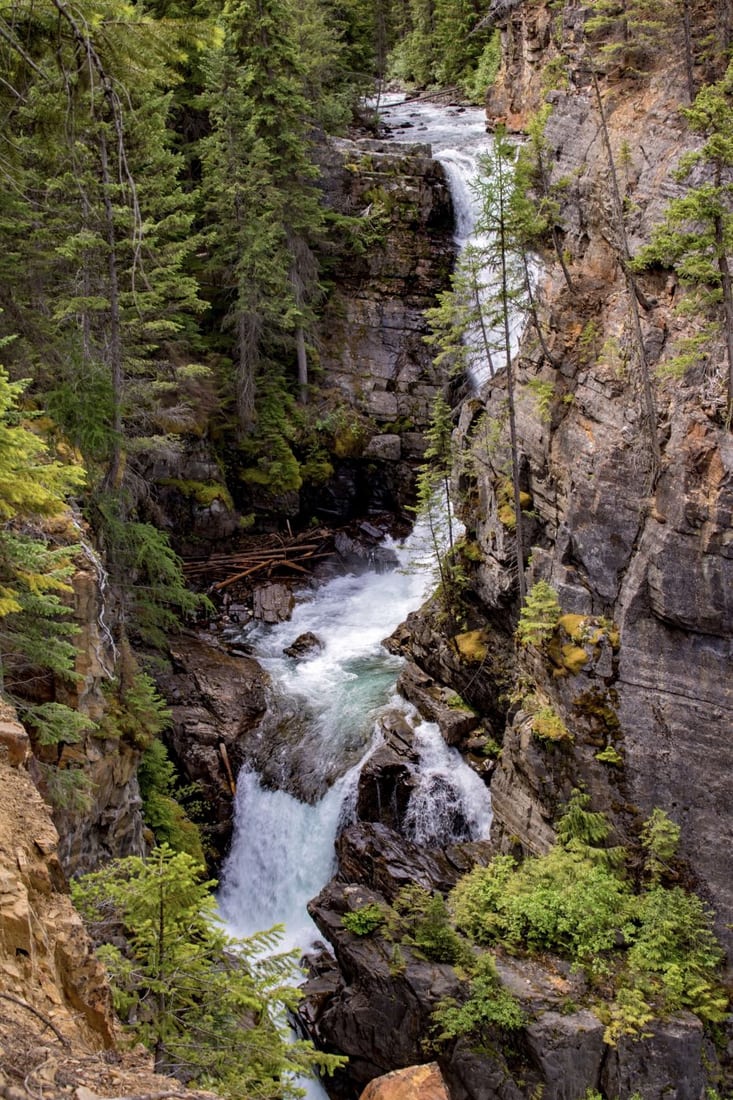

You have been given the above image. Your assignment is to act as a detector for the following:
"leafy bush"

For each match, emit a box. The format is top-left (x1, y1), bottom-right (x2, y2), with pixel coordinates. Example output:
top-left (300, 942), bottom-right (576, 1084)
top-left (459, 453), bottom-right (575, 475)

top-left (98, 662), bottom-right (171, 749)
top-left (392, 885), bottom-right (471, 966)
top-left (432, 954), bottom-right (524, 1043)
top-left (138, 738), bottom-right (206, 866)
top-left (341, 903), bottom-right (385, 936)
top-left (448, 796), bottom-right (729, 1039)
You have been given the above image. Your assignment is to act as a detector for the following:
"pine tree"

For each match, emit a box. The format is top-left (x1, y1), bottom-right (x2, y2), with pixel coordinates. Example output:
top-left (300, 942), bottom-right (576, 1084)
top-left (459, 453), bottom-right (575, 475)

top-left (633, 62), bottom-right (733, 426)
top-left (0, 0), bottom-right (204, 483)
top-left (200, 0), bottom-right (325, 433)
top-left (472, 127), bottom-right (531, 599)
top-left (72, 845), bottom-right (345, 1096)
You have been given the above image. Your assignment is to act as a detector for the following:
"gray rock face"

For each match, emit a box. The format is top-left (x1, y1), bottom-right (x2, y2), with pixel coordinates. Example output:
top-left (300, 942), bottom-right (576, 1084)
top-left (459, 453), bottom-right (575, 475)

top-left (155, 633), bottom-right (269, 860)
top-left (525, 1011), bottom-right (605, 1100)
top-left (600, 1014), bottom-right (708, 1100)
top-left (316, 138), bottom-right (455, 467)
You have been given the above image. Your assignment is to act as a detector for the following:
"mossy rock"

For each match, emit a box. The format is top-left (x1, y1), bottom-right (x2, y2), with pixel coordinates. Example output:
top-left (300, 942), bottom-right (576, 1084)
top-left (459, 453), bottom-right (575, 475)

top-left (558, 613), bottom-right (589, 642)
top-left (561, 643), bottom-right (589, 674)
top-left (158, 478), bottom-right (234, 511)
top-left (454, 629), bottom-right (489, 662)
top-left (595, 744), bottom-right (623, 766)
top-left (531, 705), bottom-right (573, 743)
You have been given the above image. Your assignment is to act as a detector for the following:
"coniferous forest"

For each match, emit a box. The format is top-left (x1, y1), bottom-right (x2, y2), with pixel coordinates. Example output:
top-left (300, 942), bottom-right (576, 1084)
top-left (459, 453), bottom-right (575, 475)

top-left (1, 0), bottom-right (733, 1097)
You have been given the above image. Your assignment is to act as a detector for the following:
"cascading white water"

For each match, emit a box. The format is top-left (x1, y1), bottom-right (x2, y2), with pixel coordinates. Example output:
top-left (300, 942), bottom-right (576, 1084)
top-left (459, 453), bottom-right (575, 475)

top-left (380, 96), bottom-right (528, 389)
top-left (217, 98), bottom-right (516, 964)
top-left (218, 515), bottom-right (492, 953)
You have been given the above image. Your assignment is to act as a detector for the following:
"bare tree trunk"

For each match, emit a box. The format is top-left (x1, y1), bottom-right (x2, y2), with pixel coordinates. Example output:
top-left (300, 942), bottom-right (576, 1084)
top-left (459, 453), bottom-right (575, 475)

top-left (714, 209), bottom-right (733, 428)
top-left (497, 155), bottom-right (527, 601)
top-left (99, 130), bottom-right (124, 490)
top-left (682, 0), bottom-right (696, 102)
top-left (236, 311), bottom-right (258, 434)
top-left (590, 64), bottom-right (661, 472)
top-left (296, 325), bottom-right (308, 405)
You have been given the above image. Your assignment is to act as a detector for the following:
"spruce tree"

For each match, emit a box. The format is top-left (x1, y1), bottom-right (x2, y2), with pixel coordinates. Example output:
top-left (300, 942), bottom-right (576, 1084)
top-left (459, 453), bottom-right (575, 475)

top-left (200, 0), bottom-right (325, 433)
top-left (633, 63), bottom-right (733, 426)
top-left (72, 845), bottom-right (345, 1094)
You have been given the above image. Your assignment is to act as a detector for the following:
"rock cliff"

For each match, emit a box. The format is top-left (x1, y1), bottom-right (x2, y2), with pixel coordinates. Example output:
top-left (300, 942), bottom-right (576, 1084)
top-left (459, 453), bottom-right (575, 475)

top-left (301, 4), bottom-right (733, 1097)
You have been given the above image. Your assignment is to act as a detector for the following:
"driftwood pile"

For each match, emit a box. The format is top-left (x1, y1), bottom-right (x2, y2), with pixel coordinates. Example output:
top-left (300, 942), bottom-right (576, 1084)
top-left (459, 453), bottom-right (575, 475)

top-left (182, 527), bottom-right (334, 594)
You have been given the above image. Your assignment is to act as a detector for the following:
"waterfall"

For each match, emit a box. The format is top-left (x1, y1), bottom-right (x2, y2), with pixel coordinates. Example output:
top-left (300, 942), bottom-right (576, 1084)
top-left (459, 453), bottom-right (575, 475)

top-left (218, 516), bottom-right (492, 953)
top-left (380, 96), bottom-right (528, 390)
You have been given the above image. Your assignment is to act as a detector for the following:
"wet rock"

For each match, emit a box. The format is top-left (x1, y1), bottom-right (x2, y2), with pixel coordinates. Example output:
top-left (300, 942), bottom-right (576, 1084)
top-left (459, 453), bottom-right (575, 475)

top-left (304, 880), bottom-right (465, 1090)
top-left (397, 663), bottom-right (480, 746)
top-left (155, 634), bottom-right (269, 861)
top-left (283, 631), bottom-right (323, 659)
top-left (525, 1010), bottom-right (605, 1099)
top-left (600, 1014), bottom-right (711, 1100)
top-left (335, 529), bottom-right (400, 572)
top-left (335, 822), bottom-right (493, 901)
top-left (363, 434), bottom-right (402, 462)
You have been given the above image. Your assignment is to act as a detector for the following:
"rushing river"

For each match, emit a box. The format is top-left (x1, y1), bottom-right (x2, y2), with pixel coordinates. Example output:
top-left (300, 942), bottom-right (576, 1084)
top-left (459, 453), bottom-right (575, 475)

top-left (218, 97), bottom-right (496, 956)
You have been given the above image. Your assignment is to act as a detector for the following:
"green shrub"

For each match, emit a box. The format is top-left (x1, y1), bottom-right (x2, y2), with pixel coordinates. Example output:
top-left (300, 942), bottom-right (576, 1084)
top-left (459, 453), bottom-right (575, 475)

top-left (448, 796), bottom-right (729, 1038)
top-left (516, 581), bottom-right (561, 647)
top-left (138, 738), bottom-right (206, 866)
top-left (393, 887), bottom-right (471, 966)
top-left (98, 664), bottom-right (171, 749)
top-left (626, 886), bottom-right (728, 1022)
top-left (432, 954), bottom-right (524, 1043)
top-left (341, 903), bottom-right (385, 936)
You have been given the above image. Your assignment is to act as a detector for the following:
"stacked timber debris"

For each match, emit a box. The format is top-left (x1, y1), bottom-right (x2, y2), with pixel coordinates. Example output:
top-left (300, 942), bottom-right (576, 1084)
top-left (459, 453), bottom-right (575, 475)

top-left (182, 527), bottom-right (335, 594)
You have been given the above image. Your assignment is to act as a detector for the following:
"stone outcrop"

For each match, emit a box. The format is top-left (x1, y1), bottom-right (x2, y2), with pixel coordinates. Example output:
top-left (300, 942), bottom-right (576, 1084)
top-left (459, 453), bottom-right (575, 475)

top-left (359, 1062), bottom-right (451, 1100)
top-left (155, 632), bottom-right (269, 859)
top-left (309, 137), bottom-right (455, 517)
top-left (0, 750), bottom-right (115, 1051)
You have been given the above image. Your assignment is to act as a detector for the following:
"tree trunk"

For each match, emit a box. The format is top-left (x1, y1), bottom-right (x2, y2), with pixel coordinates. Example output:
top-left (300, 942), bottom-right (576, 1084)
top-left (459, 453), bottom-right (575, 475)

top-left (296, 325), bottom-right (308, 405)
top-left (682, 0), bottom-right (696, 102)
top-left (497, 155), bottom-right (527, 601)
top-left (714, 209), bottom-right (733, 427)
top-left (99, 130), bottom-right (124, 491)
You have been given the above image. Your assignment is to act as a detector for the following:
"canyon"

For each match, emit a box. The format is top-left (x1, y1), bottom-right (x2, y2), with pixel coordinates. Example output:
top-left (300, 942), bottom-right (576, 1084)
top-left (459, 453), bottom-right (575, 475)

top-left (0, 3), bottom-right (731, 1099)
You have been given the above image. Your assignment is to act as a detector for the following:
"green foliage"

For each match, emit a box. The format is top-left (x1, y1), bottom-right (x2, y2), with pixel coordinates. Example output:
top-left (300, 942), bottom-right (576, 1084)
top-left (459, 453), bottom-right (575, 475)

top-left (449, 798), bottom-right (729, 1039)
top-left (595, 743), bottom-right (623, 766)
top-left (98, 662), bottom-right (171, 750)
top-left (625, 886), bottom-right (728, 1022)
top-left (25, 702), bottom-right (96, 748)
top-left (525, 378), bottom-right (555, 423)
top-left (633, 63), bottom-right (733, 421)
top-left (0, 362), bottom-right (91, 786)
top-left (138, 738), bottom-right (206, 866)
top-left (341, 902), bottom-right (386, 936)
top-left (462, 31), bottom-right (502, 104)
top-left (641, 807), bottom-right (681, 884)
top-left (72, 845), bottom-right (346, 1095)
top-left (393, 885), bottom-right (471, 966)
top-left (516, 581), bottom-right (561, 647)
top-left (432, 954), bottom-right (524, 1043)
top-left (41, 764), bottom-right (96, 814)
top-left (530, 702), bottom-right (573, 744)
top-left (95, 493), bottom-right (206, 647)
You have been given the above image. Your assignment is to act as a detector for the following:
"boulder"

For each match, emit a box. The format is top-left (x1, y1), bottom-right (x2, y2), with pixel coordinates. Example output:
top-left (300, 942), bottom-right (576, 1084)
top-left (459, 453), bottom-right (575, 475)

top-left (359, 1063), bottom-right (450, 1100)
top-left (283, 631), bottom-right (323, 659)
